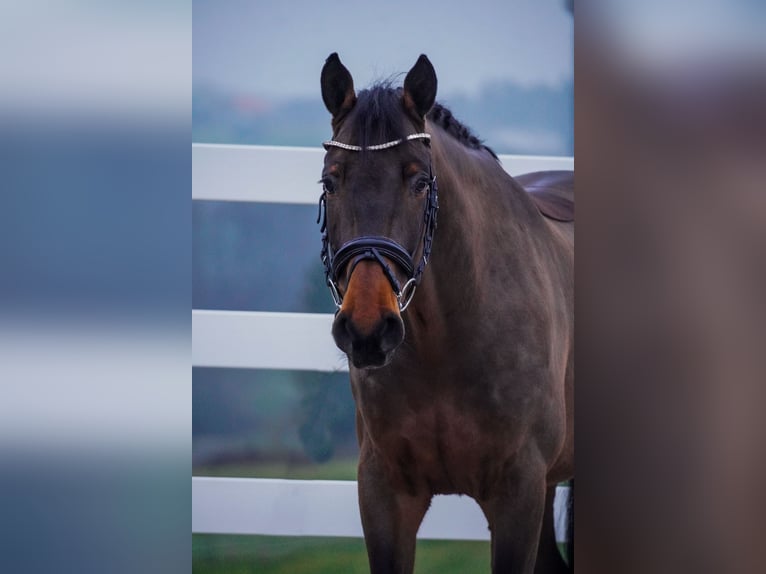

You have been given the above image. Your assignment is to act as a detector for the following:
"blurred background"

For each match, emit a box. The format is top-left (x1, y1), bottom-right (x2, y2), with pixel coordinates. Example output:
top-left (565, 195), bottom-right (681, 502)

top-left (2, 0), bottom-right (763, 571)
top-left (192, 0), bottom-right (572, 570)
top-left (0, 2), bottom-right (190, 573)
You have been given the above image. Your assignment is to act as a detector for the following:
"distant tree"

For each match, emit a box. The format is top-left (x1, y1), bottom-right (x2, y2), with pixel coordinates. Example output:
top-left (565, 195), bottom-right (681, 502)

top-left (297, 371), bottom-right (355, 462)
top-left (297, 261), bottom-right (357, 462)
top-left (300, 259), bottom-right (337, 314)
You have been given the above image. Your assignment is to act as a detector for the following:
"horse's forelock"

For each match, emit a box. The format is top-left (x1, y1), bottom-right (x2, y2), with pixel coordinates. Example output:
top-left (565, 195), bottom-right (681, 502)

top-left (343, 83), bottom-right (408, 152)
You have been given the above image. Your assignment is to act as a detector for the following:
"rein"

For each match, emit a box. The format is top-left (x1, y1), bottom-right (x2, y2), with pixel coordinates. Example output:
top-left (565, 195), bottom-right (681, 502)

top-left (317, 133), bottom-right (439, 312)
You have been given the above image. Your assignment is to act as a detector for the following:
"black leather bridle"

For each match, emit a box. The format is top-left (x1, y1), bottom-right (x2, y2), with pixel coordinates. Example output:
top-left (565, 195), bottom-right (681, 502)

top-left (317, 134), bottom-right (439, 312)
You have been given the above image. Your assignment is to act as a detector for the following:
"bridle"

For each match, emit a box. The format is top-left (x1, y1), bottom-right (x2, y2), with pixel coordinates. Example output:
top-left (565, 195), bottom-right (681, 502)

top-left (317, 132), bottom-right (439, 313)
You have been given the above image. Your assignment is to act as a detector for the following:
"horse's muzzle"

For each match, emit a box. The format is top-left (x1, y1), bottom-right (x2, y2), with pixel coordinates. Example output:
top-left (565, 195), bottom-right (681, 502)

top-left (330, 260), bottom-right (405, 369)
top-left (332, 310), bottom-right (403, 368)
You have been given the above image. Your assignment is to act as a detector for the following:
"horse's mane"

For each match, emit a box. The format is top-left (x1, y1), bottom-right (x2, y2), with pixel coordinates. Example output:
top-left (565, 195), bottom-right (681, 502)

top-left (347, 82), bottom-right (498, 160)
top-left (427, 102), bottom-right (498, 160)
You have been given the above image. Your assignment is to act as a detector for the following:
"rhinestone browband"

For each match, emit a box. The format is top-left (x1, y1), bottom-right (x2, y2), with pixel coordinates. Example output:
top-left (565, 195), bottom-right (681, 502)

top-left (323, 132), bottom-right (431, 152)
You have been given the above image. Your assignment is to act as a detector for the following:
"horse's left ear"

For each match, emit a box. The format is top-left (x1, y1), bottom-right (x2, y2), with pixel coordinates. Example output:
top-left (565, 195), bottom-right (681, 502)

top-left (403, 54), bottom-right (437, 119)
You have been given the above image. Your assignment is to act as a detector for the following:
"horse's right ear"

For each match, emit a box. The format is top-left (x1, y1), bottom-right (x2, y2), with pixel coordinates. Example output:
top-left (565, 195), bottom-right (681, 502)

top-left (321, 53), bottom-right (356, 120)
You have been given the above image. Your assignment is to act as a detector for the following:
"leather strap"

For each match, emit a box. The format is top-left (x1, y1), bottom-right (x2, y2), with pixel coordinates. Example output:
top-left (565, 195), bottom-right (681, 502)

top-left (317, 168), bottom-right (438, 309)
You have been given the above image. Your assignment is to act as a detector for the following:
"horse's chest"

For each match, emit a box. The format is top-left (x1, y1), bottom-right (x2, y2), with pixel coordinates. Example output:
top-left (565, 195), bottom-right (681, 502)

top-left (365, 402), bottom-right (503, 497)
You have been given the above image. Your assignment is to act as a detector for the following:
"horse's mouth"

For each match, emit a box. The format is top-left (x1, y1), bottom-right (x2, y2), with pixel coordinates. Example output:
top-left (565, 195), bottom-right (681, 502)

top-left (348, 346), bottom-right (393, 370)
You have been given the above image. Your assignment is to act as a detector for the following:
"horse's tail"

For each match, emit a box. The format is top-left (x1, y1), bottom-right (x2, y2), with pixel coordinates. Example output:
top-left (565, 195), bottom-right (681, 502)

top-left (566, 478), bottom-right (574, 570)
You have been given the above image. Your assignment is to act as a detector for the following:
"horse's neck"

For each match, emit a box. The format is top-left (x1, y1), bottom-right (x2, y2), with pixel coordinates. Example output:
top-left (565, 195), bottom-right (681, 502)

top-left (407, 132), bottom-right (547, 328)
top-left (432, 131), bottom-right (544, 259)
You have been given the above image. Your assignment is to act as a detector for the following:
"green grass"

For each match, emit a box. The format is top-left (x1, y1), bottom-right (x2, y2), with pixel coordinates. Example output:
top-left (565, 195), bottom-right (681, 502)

top-left (193, 534), bottom-right (491, 573)
top-left (192, 465), bottom-right (569, 570)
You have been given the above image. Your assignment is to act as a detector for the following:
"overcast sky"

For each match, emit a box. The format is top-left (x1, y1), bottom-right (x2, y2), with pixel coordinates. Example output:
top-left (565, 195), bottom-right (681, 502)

top-left (193, 0), bottom-right (573, 99)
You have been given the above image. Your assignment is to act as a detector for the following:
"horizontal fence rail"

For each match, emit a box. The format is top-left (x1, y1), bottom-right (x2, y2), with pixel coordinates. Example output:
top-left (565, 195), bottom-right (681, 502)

top-left (192, 143), bottom-right (574, 204)
top-left (193, 477), bottom-right (570, 543)
top-left (193, 310), bottom-right (346, 372)
top-left (192, 144), bottom-right (574, 544)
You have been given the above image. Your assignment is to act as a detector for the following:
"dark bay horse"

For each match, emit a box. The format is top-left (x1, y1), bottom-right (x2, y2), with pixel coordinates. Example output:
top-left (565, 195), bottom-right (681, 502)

top-left (317, 53), bottom-right (573, 573)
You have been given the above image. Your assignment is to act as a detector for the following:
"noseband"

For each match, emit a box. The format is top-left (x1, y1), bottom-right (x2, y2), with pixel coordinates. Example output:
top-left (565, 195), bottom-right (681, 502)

top-left (317, 133), bottom-right (439, 312)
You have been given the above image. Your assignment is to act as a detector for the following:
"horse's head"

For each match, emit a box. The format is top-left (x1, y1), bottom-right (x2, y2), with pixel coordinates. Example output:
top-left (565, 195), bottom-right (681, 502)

top-left (319, 53), bottom-right (438, 369)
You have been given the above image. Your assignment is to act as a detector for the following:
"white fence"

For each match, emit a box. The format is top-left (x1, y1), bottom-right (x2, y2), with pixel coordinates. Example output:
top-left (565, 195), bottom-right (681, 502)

top-left (192, 143), bottom-right (573, 542)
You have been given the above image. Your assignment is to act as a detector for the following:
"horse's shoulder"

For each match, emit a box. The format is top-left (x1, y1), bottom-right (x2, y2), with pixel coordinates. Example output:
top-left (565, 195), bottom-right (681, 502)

top-left (515, 170), bottom-right (574, 223)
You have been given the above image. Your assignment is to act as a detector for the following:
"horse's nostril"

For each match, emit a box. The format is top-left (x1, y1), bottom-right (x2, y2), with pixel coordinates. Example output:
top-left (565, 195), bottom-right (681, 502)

top-left (378, 313), bottom-right (405, 353)
top-left (331, 313), bottom-right (353, 352)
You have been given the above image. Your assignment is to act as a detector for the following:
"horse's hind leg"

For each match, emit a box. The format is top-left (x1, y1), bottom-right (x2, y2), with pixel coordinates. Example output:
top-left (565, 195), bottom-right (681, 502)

top-left (533, 486), bottom-right (570, 574)
top-left (357, 455), bottom-right (430, 574)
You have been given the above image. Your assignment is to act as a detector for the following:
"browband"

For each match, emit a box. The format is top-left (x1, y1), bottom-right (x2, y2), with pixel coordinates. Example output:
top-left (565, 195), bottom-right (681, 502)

top-left (323, 132), bottom-right (431, 152)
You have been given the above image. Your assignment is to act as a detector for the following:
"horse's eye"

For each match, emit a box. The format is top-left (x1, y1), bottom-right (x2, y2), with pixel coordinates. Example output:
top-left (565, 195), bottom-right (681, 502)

top-left (413, 179), bottom-right (430, 195)
top-left (321, 178), bottom-right (336, 194)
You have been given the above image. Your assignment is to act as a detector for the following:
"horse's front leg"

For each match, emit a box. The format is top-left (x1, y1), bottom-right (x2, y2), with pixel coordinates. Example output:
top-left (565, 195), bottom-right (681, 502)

top-left (357, 451), bottom-right (431, 574)
top-left (480, 457), bottom-right (547, 574)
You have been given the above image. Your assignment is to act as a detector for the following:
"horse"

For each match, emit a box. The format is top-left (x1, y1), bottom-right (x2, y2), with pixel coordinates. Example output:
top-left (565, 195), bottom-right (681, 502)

top-left (316, 53), bottom-right (574, 573)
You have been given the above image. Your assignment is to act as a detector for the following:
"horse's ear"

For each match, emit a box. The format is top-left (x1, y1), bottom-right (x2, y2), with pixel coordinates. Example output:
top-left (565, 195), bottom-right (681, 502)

top-left (403, 54), bottom-right (437, 119)
top-left (321, 53), bottom-right (356, 119)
